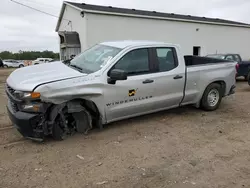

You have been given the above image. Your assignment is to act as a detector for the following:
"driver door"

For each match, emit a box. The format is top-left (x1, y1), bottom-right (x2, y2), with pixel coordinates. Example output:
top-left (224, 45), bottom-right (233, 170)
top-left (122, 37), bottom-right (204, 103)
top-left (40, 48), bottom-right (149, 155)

top-left (104, 48), bottom-right (156, 122)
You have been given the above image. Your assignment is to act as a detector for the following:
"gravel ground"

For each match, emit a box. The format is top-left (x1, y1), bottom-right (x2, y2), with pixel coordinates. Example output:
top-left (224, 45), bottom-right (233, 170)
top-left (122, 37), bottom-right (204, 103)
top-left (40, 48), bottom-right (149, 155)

top-left (0, 68), bottom-right (250, 188)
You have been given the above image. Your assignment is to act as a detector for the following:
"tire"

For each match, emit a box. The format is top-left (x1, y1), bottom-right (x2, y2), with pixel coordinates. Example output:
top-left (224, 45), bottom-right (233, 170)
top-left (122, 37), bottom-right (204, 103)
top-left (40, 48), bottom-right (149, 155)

top-left (73, 111), bottom-right (92, 134)
top-left (201, 83), bottom-right (222, 111)
top-left (4, 65), bottom-right (8, 68)
top-left (52, 108), bottom-right (92, 140)
top-left (52, 116), bottom-right (66, 141)
top-left (245, 71), bottom-right (250, 81)
top-left (19, 64), bottom-right (24, 68)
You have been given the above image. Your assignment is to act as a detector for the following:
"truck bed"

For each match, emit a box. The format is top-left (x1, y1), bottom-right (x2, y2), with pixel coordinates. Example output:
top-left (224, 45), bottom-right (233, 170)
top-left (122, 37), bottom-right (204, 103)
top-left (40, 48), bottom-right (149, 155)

top-left (181, 56), bottom-right (236, 106)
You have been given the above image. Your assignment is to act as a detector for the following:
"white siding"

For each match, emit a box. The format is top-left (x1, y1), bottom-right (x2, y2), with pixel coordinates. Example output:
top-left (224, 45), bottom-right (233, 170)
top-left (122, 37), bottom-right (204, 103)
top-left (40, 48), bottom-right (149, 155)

top-left (85, 13), bottom-right (250, 59)
top-left (58, 5), bottom-right (87, 50)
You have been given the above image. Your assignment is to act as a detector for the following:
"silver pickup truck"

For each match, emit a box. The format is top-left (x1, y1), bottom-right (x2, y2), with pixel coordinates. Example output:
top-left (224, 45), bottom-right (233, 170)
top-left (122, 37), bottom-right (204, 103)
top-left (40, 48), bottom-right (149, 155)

top-left (6, 41), bottom-right (237, 141)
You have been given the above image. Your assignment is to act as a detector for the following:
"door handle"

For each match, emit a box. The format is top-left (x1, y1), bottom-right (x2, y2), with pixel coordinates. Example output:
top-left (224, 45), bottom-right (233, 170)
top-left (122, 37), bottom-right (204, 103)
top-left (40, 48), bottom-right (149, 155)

top-left (173, 75), bottom-right (183, 80)
top-left (143, 79), bottom-right (154, 84)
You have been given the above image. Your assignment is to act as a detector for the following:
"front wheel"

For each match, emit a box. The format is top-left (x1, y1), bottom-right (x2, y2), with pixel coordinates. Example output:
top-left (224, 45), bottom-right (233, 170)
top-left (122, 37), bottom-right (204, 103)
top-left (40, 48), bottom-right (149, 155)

top-left (19, 64), bottom-right (24, 68)
top-left (52, 116), bottom-right (67, 141)
top-left (4, 65), bottom-right (8, 68)
top-left (201, 83), bottom-right (222, 111)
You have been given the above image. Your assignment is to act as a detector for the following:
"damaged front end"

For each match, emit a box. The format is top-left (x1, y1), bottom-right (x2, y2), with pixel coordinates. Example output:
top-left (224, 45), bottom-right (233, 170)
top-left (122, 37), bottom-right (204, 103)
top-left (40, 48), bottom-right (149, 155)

top-left (6, 85), bottom-right (93, 142)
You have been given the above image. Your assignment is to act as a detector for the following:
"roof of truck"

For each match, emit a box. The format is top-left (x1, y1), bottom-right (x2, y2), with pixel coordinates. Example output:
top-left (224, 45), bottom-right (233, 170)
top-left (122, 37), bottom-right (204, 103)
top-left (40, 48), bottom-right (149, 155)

top-left (101, 40), bottom-right (175, 48)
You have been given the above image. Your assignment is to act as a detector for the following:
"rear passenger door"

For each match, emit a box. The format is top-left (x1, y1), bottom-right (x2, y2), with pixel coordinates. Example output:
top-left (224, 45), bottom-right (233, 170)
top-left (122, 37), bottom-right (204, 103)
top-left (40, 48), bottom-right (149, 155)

top-left (146, 47), bottom-right (186, 109)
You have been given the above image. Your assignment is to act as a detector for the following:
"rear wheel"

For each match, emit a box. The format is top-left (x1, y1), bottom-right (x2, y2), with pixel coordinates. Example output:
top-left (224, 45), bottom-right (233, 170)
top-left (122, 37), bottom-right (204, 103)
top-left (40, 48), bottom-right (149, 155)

top-left (19, 64), bottom-right (24, 68)
top-left (244, 71), bottom-right (250, 81)
top-left (4, 65), bottom-right (8, 68)
top-left (201, 83), bottom-right (222, 111)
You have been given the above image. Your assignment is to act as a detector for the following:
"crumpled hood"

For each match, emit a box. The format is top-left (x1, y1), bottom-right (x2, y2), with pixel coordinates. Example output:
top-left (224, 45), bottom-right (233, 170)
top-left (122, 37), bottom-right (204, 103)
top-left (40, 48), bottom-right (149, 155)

top-left (6, 61), bottom-right (85, 91)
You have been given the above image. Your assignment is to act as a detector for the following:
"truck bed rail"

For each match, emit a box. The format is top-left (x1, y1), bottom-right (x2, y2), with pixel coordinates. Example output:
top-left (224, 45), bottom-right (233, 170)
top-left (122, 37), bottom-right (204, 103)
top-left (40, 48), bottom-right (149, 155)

top-left (184, 55), bottom-right (233, 66)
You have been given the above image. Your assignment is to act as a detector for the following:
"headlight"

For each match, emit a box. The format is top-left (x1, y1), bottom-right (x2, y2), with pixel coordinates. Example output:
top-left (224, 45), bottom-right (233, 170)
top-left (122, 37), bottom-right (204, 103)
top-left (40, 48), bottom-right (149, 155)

top-left (14, 91), bottom-right (40, 100)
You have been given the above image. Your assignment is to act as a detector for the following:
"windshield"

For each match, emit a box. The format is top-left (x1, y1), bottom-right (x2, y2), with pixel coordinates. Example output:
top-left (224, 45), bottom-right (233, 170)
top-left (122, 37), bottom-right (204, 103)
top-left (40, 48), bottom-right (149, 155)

top-left (206, 55), bottom-right (225, 59)
top-left (70, 44), bottom-right (122, 73)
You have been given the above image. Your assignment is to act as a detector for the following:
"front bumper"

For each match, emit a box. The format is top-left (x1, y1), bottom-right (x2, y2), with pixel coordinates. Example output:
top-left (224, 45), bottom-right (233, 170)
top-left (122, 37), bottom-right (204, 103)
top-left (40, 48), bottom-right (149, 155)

top-left (7, 103), bottom-right (44, 141)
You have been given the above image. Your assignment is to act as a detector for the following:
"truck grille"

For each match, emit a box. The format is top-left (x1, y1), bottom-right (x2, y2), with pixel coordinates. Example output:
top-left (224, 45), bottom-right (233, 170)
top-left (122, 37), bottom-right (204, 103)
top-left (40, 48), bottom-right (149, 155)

top-left (6, 84), bottom-right (15, 95)
top-left (6, 84), bottom-right (20, 112)
top-left (9, 100), bottom-right (19, 112)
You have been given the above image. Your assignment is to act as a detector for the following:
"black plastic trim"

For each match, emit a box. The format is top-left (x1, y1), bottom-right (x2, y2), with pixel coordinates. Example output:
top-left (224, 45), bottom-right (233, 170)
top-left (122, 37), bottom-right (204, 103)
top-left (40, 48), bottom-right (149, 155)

top-left (179, 66), bottom-right (187, 106)
top-left (7, 104), bottom-right (41, 138)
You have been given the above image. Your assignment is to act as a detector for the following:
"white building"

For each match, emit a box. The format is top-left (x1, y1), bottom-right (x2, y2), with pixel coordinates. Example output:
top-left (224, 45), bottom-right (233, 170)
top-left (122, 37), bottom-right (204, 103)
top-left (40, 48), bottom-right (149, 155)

top-left (56, 1), bottom-right (250, 60)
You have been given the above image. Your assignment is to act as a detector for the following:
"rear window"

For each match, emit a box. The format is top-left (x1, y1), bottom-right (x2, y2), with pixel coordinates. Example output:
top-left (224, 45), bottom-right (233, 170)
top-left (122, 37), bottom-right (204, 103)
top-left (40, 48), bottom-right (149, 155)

top-left (206, 55), bottom-right (225, 59)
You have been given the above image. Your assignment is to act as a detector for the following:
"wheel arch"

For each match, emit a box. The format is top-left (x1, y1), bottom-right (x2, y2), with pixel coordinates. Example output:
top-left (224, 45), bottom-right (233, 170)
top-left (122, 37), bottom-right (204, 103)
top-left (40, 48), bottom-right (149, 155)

top-left (66, 98), bottom-right (103, 129)
top-left (48, 98), bottom-right (103, 129)
top-left (68, 98), bottom-right (100, 117)
top-left (210, 80), bottom-right (226, 96)
top-left (195, 80), bottom-right (226, 108)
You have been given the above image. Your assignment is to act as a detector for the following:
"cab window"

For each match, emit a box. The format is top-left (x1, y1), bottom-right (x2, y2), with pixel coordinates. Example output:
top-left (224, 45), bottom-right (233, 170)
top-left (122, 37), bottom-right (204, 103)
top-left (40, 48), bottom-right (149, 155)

top-left (112, 48), bottom-right (150, 75)
top-left (155, 48), bottom-right (178, 72)
top-left (225, 55), bottom-right (234, 61)
top-left (234, 55), bottom-right (241, 62)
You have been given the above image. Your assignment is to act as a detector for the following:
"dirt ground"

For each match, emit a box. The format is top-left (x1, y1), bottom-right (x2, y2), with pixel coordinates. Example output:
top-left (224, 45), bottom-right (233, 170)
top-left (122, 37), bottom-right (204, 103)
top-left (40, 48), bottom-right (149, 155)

top-left (1, 68), bottom-right (250, 188)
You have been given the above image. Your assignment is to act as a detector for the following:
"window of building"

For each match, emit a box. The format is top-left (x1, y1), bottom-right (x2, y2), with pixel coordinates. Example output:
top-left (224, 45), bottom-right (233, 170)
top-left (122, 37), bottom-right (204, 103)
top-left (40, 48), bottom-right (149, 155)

top-left (193, 46), bottom-right (201, 56)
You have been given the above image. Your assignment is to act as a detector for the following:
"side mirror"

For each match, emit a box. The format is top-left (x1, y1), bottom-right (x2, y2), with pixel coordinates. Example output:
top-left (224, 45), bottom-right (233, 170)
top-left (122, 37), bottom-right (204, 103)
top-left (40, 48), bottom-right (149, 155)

top-left (108, 69), bottom-right (127, 84)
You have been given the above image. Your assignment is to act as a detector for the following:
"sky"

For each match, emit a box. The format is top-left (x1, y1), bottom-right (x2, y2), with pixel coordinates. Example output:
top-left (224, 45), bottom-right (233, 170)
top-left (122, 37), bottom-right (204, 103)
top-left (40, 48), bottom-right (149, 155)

top-left (1, 0), bottom-right (250, 52)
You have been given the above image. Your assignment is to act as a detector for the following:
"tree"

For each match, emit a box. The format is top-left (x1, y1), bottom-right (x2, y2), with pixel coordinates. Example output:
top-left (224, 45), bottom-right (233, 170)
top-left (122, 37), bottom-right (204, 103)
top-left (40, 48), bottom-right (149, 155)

top-left (0, 51), bottom-right (59, 60)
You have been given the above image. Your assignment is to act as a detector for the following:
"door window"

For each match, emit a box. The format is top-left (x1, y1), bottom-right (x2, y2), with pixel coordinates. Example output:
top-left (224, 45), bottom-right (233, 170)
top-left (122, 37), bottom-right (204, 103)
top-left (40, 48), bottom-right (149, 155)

top-left (234, 55), bottom-right (241, 62)
top-left (113, 48), bottom-right (150, 75)
top-left (156, 48), bottom-right (177, 72)
top-left (225, 55), bottom-right (234, 60)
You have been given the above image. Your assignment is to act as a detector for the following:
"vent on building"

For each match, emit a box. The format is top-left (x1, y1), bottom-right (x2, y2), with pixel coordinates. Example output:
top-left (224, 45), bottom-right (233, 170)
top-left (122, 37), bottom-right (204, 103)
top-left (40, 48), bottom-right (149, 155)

top-left (58, 31), bottom-right (81, 60)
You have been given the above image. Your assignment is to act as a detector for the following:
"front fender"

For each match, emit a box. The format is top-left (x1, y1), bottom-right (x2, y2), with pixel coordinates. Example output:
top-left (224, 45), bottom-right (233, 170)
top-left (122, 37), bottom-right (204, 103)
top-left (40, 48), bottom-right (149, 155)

top-left (35, 77), bottom-right (106, 123)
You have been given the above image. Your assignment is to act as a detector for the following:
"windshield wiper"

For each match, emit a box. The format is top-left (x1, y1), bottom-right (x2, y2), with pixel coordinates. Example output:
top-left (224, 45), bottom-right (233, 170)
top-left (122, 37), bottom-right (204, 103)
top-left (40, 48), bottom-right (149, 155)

top-left (69, 64), bottom-right (83, 72)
